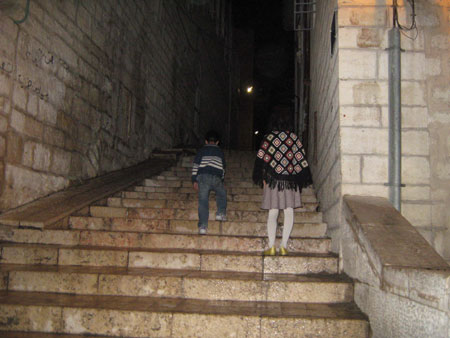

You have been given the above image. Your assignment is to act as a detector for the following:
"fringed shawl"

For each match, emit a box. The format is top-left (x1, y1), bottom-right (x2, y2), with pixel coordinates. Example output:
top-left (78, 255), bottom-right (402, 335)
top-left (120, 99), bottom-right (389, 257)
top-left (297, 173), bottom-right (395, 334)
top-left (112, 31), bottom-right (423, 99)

top-left (252, 131), bottom-right (312, 192)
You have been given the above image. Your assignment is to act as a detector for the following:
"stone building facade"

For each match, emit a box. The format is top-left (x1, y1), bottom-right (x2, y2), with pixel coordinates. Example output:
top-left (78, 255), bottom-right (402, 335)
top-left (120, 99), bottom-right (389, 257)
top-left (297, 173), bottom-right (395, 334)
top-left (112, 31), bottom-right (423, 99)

top-left (308, 0), bottom-right (450, 261)
top-left (0, 0), bottom-right (232, 211)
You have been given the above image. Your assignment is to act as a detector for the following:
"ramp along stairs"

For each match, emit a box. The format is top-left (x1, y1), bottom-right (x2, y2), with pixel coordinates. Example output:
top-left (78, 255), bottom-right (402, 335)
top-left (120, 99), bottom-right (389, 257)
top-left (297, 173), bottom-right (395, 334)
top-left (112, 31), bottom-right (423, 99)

top-left (0, 151), bottom-right (369, 337)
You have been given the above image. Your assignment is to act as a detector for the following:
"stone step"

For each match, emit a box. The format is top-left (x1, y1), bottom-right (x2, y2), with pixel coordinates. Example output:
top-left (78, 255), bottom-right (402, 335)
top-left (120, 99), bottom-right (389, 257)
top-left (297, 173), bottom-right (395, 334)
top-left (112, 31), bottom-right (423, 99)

top-left (69, 217), bottom-right (328, 238)
top-left (116, 190), bottom-right (318, 203)
top-left (0, 228), bottom-right (331, 253)
top-left (105, 197), bottom-right (318, 212)
top-left (1, 265), bottom-right (354, 303)
top-left (142, 178), bottom-right (315, 193)
top-left (159, 172), bottom-right (253, 180)
top-left (0, 333), bottom-right (108, 338)
top-left (0, 291), bottom-right (369, 337)
top-left (0, 244), bottom-right (339, 274)
top-left (89, 206), bottom-right (323, 223)
top-left (133, 185), bottom-right (315, 196)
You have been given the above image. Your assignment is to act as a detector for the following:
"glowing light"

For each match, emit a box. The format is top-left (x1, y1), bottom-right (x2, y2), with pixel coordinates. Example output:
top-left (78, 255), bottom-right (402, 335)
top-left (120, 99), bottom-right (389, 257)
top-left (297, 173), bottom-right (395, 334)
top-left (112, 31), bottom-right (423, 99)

top-left (254, 131), bottom-right (259, 135)
top-left (246, 86), bottom-right (253, 93)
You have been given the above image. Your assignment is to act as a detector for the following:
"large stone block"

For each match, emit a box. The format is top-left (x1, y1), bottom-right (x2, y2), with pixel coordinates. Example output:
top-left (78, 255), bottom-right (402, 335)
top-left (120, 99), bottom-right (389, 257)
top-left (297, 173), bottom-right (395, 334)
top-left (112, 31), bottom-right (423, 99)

top-left (50, 147), bottom-right (71, 175)
top-left (0, 245), bottom-right (58, 265)
top-left (9, 271), bottom-right (98, 294)
top-left (402, 130), bottom-right (430, 156)
top-left (59, 248), bottom-right (128, 267)
top-left (0, 134), bottom-right (5, 157)
top-left (402, 185), bottom-right (430, 201)
top-left (2, 164), bottom-right (67, 208)
top-left (172, 313), bottom-right (259, 338)
top-left (261, 317), bottom-right (369, 337)
top-left (402, 156), bottom-right (430, 184)
top-left (338, 6), bottom-right (387, 27)
top-left (10, 109), bottom-right (25, 133)
top-left (6, 132), bottom-right (24, 164)
top-left (129, 251), bottom-right (200, 270)
top-left (340, 106), bottom-right (382, 127)
top-left (402, 203), bottom-right (432, 227)
top-left (0, 305), bottom-right (63, 332)
top-left (339, 80), bottom-right (389, 105)
top-left (342, 183), bottom-right (388, 198)
top-left (341, 127), bottom-right (388, 154)
top-left (32, 143), bottom-right (51, 171)
top-left (98, 275), bottom-right (182, 298)
top-left (362, 155), bottom-right (388, 184)
top-left (339, 49), bottom-right (378, 79)
top-left (0, 114), bottom-right (7, 133)
top-left (342, 155), bottom-right (361, 183)
top-left (402, 81), bottom-right (427, 106)
top-left (11, 85), bottom-right (27, 112)
top-left (63, 308), bottom-right (172, 337)
top-left (38, 100), bottom-right (58, 125)
top-left (354, 283), bottom-right (449, 338)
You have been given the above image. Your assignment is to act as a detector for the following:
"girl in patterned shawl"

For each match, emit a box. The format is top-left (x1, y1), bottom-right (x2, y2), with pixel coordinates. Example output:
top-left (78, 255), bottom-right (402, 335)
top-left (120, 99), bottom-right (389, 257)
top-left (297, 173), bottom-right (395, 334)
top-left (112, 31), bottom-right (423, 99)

top-left (252, 113), bottom-right (313, 255)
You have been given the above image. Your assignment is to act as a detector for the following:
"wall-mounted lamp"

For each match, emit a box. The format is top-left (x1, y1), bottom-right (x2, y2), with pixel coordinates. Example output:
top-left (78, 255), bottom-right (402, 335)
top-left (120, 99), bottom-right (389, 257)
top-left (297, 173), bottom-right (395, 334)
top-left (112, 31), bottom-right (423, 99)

top-left (246, 86), bottom-right (253, 94)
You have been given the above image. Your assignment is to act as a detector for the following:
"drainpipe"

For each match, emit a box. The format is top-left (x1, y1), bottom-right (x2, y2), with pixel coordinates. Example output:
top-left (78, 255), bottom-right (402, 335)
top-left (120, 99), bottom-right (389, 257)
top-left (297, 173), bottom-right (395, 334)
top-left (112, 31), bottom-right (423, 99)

top-left (388, 27), bottom-right (402, 211)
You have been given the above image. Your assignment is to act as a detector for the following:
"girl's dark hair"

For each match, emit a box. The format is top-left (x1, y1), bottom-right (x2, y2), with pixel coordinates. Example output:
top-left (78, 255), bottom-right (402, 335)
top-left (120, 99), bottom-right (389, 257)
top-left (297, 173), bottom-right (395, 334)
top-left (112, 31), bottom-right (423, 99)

top-left (267, 112), bottom-right (292, 131)
top-left (205, 130), bottom-right (220, 143)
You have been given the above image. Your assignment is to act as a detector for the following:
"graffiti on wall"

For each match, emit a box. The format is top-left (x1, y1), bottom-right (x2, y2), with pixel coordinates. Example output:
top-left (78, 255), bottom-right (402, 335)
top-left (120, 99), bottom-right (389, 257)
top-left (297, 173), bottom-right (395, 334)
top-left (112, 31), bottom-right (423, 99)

top-left (0, 47), bottom-right (70, 102)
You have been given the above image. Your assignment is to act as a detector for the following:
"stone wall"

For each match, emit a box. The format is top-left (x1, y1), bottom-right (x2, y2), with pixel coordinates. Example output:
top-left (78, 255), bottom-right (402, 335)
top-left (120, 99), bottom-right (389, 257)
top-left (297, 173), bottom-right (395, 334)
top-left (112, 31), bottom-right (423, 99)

top-left (0, 0), bottom-right (231, 210)
top-left (308, 0), bottom-right (342, 242)
top-left (341, 195), bottom-right (450, 338)
top-left (334, 0), bottom-right (450, 259)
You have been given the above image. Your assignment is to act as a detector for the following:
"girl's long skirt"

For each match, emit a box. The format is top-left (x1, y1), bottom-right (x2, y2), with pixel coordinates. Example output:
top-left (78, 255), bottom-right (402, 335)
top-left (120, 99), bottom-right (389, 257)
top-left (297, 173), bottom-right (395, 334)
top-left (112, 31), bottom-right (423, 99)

top-left (261, 185), bottom-right (302, 210)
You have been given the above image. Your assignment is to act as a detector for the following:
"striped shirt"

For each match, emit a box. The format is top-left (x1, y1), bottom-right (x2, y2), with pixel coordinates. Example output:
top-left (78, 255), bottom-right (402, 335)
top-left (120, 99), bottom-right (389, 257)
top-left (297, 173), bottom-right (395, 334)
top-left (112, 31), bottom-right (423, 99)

top-left (192, 144), bottom-right (226, 182)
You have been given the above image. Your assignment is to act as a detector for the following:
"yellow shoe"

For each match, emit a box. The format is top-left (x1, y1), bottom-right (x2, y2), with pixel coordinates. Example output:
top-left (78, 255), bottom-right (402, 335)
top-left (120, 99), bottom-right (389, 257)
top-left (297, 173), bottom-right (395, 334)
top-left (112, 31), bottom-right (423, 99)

top-left (263, 246), bottom-right (276, 256)
top-left (279, 247), bottom-right (288, 256)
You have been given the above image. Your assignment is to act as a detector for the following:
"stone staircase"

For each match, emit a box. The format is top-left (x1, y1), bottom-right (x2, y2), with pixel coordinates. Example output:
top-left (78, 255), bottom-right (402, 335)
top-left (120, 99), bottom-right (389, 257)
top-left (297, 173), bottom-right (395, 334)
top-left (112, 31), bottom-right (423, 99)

top-left (0, 151), bottom-right (369, 337)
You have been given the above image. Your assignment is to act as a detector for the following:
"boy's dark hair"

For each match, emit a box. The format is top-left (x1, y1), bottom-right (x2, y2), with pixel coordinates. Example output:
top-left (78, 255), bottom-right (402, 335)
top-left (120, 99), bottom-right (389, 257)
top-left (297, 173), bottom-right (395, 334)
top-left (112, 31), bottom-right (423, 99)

top-left (205, 130), bottom-right (220, 143)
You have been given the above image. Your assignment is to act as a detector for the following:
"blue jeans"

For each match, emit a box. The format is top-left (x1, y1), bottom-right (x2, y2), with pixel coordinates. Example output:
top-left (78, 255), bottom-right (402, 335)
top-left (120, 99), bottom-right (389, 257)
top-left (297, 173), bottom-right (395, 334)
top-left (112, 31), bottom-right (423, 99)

top-left (197, 174), bottom-right (227, 227)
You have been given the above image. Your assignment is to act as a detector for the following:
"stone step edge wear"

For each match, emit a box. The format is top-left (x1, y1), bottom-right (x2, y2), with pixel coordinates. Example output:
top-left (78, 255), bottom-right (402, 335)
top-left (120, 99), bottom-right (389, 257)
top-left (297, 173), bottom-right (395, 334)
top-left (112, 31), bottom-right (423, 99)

top-left (0, 263), bottom-right (351, 283)
top-left (0, 291), bottom-right (369, 321)
top-left (2, 268), bottom-right (354, 303)
top-left (0, 229), bottom-right (331, 253)
top-left (0, 242), bottom-right (337, 256)
top-left (104, 197), bottom-right (319, 211)
top-left (0, 158), bottom-right (175, 228)
top-left (87, 206), bottom-right (323, 223)
top-left (0, 244), bottom-right (339, 274)
top-left (0, 332), bottom-right (114, 338)
top-left (68, 216), bottom-right (328, 237)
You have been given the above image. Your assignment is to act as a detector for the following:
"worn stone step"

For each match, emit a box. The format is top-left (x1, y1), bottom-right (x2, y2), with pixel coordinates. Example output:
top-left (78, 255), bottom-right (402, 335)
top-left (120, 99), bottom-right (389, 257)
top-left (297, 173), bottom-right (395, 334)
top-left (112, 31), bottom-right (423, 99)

top-left (105, 197), bottom-right (318, 212)
top-left (0, 333), bottom-right (127, 338)
top-left (1, 265), bottom-right (354, 303)
top-left (69, 217), bottom-right (328, 238)
top-left (133, 185), bottom-right (315, 196)
top-left (0, 333), bottom-right (110, 338)
top-left (89, 206), bottom-right (323, 223)
top-left (0, 291), bottom-right (369, 337)
top-left (142, 178), bottom-right (257, 189)
top-left (117, 190), bottom-right (318, 203)
top-left (141, 178), bottom-right (315, 193)
top-left (0, 227), bottom-right (330, 253)
top-left (0, 244), bottom-right (338, 274)
top-left (158, 169), bottom-right (253, 179)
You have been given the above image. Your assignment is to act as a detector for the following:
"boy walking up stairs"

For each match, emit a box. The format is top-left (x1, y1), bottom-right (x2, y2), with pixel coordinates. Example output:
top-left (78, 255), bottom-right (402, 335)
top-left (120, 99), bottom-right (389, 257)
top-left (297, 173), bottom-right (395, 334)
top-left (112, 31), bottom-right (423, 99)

top-left (0, 151), bottom-right (369, 337)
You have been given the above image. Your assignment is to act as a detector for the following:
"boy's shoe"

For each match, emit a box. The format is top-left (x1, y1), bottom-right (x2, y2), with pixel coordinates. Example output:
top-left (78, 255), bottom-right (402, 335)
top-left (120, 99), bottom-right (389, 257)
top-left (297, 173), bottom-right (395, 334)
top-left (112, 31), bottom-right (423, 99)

top-left (199, 225), bottom-right (207, 235)
top-left (215, 214), bottom-right (227, 221)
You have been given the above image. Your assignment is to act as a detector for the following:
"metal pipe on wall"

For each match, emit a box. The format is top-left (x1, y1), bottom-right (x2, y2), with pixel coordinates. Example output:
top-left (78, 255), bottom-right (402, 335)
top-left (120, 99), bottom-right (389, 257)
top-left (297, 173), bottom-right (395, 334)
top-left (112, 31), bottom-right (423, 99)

top-left (388, 27), bottom-right (402, 211)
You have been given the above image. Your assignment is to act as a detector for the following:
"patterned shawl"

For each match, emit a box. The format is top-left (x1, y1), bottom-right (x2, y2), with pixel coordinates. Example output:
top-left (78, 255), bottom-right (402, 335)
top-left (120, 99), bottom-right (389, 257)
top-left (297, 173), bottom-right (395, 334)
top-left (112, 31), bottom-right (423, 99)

top-left (252, 131), bottom-right (312, 191)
